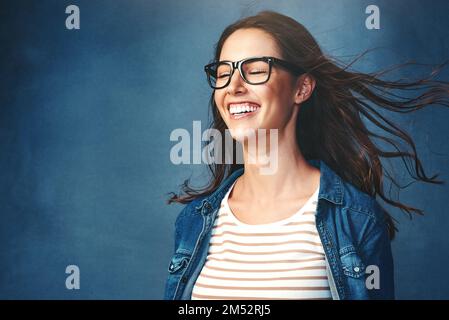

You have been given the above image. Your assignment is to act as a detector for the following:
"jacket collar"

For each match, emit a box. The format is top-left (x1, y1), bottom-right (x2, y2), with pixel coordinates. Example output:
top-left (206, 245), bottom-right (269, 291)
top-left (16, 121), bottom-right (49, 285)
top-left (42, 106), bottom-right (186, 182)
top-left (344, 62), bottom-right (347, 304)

top-left (195, 159), bottom-right (344, 214)
top-left (309, 159), bottom-right (344, 205)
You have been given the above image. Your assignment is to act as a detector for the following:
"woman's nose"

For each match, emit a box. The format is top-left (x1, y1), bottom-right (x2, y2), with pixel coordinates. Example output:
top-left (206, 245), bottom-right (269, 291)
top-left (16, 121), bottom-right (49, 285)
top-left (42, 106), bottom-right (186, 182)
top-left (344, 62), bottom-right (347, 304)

top-left (226, 69), bottom-right (247, 95)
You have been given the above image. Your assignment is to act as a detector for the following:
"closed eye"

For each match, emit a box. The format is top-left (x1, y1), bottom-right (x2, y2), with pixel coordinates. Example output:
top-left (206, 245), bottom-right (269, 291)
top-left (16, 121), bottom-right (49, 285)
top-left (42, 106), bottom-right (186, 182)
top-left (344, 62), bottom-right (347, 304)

top-left (248, 70), bottom-right (267, 75)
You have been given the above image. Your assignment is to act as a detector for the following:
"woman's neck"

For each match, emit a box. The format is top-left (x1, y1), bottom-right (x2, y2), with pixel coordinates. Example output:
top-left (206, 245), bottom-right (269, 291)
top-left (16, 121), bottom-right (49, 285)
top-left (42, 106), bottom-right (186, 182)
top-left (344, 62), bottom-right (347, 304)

top-left (239, 132), bottom-right (320, 202)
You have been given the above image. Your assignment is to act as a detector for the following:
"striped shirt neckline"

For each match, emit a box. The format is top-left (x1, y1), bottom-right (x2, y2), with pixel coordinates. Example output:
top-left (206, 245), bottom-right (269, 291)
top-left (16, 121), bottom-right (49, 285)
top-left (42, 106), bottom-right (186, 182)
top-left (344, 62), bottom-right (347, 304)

top-left (191, 179), bottom-right (330, 300)
top-left (223, 178), bottom-right (320, 228)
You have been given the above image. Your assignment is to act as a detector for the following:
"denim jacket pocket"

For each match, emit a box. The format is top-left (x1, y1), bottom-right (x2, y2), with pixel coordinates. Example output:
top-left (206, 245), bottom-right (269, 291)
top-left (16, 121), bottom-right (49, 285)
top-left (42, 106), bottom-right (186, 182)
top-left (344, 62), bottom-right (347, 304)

top-left (339, 246), bottom-right (366, 279)
top-left (168, 250), bottom-right (191, 274)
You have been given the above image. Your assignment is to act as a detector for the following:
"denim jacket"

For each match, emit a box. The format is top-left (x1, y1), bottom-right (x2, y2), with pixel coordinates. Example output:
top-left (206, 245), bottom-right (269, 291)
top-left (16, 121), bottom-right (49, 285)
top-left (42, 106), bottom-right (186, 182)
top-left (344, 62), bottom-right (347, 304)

top-left (163, 159), bottom-right (395, 300)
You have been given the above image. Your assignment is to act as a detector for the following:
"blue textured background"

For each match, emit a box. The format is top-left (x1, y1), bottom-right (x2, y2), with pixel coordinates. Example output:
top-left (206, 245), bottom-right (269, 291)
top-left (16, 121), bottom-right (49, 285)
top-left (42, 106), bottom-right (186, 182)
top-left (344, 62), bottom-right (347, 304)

top-left (1, 0), bottom-right (448, 299)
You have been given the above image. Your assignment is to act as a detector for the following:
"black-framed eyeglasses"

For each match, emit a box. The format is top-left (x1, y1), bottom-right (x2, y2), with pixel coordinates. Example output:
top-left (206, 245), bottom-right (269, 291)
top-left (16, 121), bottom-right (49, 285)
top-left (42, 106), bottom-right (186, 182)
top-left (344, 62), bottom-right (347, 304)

top-left (204, 56), bottom-right (306, 89)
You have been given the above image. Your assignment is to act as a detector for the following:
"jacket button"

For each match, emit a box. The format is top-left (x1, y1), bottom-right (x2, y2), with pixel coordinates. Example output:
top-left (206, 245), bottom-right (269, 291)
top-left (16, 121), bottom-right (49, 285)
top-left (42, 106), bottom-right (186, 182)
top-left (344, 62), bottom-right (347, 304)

top-left (353, 267), bottom-right (360, 272)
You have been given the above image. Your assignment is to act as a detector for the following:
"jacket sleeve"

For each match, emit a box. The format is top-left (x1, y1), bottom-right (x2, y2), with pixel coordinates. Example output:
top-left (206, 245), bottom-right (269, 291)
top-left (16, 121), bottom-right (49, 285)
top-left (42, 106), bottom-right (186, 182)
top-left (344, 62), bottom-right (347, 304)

top-left (163, 205), bottom-right (187, 300)
top-left (360, 204), bottom-right (395, 300)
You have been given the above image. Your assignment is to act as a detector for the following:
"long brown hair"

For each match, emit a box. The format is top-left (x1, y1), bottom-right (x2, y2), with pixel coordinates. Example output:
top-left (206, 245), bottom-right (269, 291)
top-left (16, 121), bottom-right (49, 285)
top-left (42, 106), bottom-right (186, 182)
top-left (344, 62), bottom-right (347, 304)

top-left (167, 10), bottom-right (449, 239)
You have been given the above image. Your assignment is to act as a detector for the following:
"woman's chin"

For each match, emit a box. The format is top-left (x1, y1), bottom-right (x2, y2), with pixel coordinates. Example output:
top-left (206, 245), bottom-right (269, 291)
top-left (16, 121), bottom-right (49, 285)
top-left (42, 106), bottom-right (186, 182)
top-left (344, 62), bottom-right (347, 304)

top-left (228, 126), bottom-right (258, 142)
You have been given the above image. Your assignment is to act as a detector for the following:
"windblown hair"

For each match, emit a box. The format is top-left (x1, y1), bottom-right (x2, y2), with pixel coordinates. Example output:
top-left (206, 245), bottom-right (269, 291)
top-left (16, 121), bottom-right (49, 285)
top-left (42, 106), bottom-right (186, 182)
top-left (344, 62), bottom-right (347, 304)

top-left (168, 10), bottom-right (449, 239)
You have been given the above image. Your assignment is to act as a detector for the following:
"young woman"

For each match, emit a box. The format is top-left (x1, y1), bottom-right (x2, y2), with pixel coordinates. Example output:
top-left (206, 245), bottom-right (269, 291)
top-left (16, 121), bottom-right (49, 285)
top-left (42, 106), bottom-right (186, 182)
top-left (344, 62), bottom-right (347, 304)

top-left (164, 11), bottom-right (449, 300)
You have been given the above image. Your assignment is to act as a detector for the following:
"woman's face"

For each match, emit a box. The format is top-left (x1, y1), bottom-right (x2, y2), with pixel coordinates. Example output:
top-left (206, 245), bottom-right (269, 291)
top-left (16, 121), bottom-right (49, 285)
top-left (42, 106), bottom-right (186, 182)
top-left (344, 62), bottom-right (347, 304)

top-left (214, 28), bottom-right (301, 141)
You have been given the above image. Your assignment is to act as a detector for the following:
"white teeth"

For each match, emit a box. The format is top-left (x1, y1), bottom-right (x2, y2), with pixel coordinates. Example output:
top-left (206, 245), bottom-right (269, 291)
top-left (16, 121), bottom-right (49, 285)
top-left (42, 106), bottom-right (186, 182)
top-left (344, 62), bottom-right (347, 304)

top-left (229, 103), bottom-right (260, 115)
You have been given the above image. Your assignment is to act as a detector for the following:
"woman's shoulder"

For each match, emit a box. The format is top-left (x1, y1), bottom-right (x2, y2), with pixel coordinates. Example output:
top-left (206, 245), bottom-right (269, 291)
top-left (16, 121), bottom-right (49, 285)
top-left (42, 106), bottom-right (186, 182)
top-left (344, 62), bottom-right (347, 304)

top-left (315, 159), bottom-right (387, 224)
top-left (339, 178), bottom-right (387, 225)
top-left (176, 195), bottom-right (207, 217)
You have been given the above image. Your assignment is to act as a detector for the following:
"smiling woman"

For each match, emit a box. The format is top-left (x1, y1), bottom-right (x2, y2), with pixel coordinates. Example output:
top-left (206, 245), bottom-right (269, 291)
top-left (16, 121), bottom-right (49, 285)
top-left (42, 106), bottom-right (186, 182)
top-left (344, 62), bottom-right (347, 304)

top-left (164, 10), bottom-right (449, 300)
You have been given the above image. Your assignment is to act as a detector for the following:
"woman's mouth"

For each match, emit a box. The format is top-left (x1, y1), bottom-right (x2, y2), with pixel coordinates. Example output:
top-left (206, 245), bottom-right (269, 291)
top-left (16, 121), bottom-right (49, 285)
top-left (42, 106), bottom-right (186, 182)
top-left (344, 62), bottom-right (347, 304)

top-left (228, 102), bottom-right (261, 120)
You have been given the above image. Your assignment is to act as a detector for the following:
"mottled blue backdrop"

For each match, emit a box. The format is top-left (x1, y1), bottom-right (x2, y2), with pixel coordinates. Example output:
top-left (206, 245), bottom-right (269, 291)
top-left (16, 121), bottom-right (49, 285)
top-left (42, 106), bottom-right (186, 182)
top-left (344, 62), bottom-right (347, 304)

top-left (1, 0), bottom-right (448, 299)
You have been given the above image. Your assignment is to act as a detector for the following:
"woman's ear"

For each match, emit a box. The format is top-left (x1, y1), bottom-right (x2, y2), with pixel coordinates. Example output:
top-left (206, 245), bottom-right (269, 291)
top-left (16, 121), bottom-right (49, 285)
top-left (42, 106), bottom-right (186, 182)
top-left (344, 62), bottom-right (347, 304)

top-left (294, 74), bottom-right (316, 105)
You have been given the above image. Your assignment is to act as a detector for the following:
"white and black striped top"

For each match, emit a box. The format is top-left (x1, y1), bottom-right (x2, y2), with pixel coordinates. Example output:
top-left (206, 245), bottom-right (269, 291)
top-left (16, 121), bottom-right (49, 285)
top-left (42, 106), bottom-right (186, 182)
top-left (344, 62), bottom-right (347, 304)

top-left (191, 180), bottom-right (331, 300)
